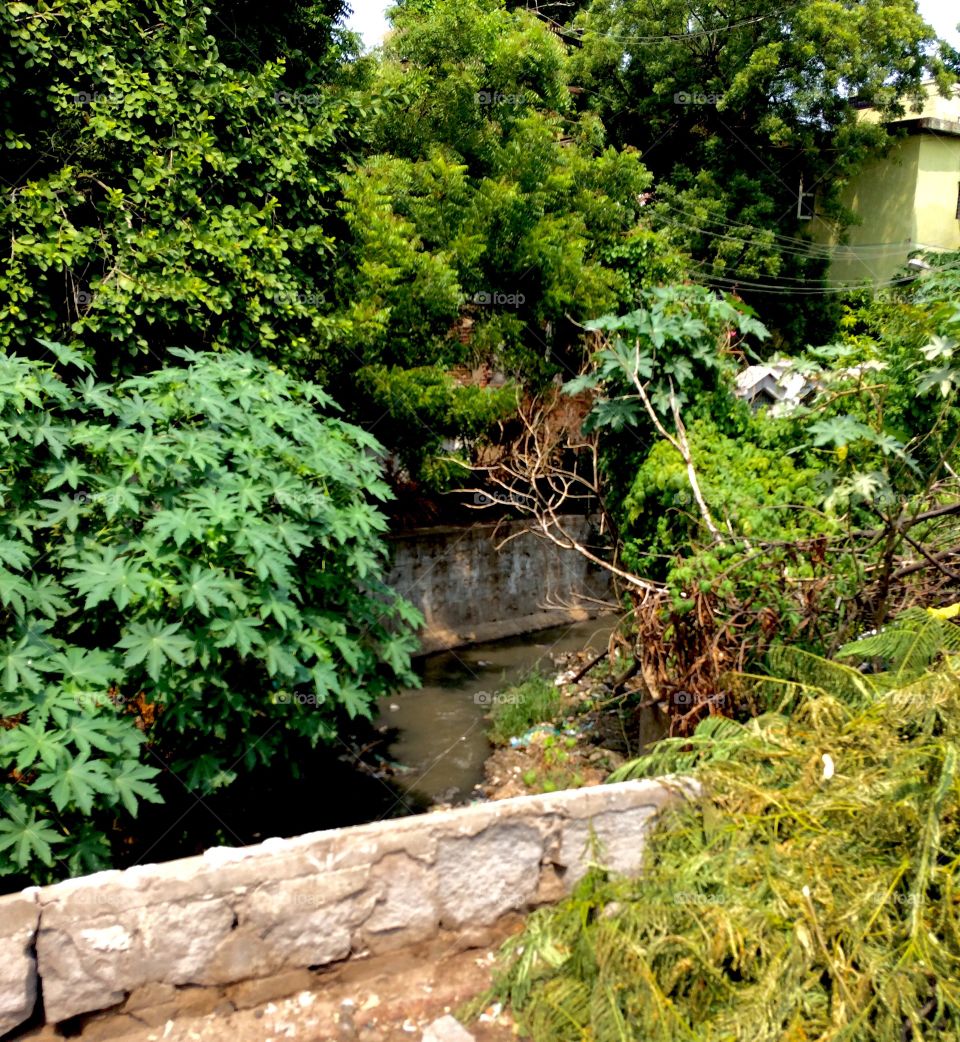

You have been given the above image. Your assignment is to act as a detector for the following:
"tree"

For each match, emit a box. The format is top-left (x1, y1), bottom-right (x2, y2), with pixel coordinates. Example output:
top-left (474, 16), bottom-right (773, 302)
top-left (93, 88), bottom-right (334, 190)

top-left (0, 0), bottom-right (347, 374)
top-left (324, 0), bottom-right (680, 496)
top-left (565, 0), bottom-right (955, 342)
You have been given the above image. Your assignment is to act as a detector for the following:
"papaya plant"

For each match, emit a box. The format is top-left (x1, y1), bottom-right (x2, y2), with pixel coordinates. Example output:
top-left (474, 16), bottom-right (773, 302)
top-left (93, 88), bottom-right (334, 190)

top-left (0, 344), bottom-right (421, 883)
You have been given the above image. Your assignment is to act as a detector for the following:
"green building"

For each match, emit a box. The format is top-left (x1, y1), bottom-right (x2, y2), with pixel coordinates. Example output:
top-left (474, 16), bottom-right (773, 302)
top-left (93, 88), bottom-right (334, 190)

top-left (810, 86), bottom-right (960, 283)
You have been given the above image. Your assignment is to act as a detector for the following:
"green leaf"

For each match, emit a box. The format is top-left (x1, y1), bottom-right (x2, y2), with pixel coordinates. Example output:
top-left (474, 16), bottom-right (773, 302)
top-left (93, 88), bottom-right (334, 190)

top-left (0, 641), bottom-right (43, 693)
top-left (64, 547), bottom-right (150, 610)
top-left (0, 538), bottom-right (32, 572)
top-left (175, 565), bottom-right (237, 616)
top-left (32, 756), bottom-right (114, 815)
top-left (35, 338), bottom-right (94, 373)
top-left (37, 647), bottom-right (119, 691)
top-left (0, 722), bottom-right (65, 771)
top-left (0, 807), bottom-right (61, 868)
top-left (807, 416), bottom-right (876, 449)
top-left (108, 760), bottom-right (163, 816)
top-left (145, 508), bottom-right (206, 548)
top-left (0, 569), bottom-right (32, 615)
top-left (211, 615), bottom-right (264, 657)
top-left (116, 621), bottom-right (194, 680)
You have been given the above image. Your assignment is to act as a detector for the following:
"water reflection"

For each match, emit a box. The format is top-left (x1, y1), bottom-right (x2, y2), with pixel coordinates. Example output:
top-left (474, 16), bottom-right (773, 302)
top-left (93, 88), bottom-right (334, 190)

top-left (374, 616), bottom-right (620, 803)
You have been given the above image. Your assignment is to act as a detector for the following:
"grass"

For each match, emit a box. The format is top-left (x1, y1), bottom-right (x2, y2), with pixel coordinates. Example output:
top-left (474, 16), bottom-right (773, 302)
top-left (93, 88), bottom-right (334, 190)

top-left (487, 671), bottom-right (563, 746)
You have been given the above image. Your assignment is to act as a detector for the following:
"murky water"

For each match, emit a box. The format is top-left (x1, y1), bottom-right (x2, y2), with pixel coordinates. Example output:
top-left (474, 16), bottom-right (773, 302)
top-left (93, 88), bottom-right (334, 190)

top-left (374, 616), bottom-right (622, 804)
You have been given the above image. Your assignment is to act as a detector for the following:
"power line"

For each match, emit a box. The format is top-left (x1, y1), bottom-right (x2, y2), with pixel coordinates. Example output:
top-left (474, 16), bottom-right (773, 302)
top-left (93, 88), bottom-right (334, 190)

top-left (544, 8), bottom-right (799, 47)
top-left (655, 202), bottom-right (919, 260)
top-left (688, 259), bottom-right (960, 295)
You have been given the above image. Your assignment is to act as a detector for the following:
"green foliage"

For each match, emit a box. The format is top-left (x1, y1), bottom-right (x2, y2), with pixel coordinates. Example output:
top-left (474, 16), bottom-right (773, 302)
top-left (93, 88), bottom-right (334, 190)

top-left (336, 0), bottom-right (657, 384)
top-left (838, 606), bottom-right (960, 684)
top-left (579, 268), bottom-right (959, 658)
top-left (567, 0), bottom-right (955, 340)
top-left (621, 416), bottom-right (829, 581)
top-left (353, 364), bottom-right (516, 490)
top-left (488, 673), bottom-right (562, 746)
top-left (0, 0), bottom-right (345, 370)
top-left (0, 346), bottom-right (420, 882)
top-left (483, 638), bottom-right (960, 1040)
top-left (567, 285), bottom-right (768, 425)
top-left (768, 263), bottom-right (960, 514)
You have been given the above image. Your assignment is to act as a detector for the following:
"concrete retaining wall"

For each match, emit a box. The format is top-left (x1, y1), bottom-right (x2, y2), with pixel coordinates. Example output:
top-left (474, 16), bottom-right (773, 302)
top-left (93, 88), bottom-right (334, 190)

top-left (387, 518), bottom-right (611, 653)
top-left (0, 779), bottom-right (693, 1036)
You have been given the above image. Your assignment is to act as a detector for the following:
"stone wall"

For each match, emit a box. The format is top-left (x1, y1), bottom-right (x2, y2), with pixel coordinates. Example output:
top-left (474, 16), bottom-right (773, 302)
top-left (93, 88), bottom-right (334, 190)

top-left (0, 778), bottom-right (695, 1036)
top-left (387, 518), bottom-right (611, 653)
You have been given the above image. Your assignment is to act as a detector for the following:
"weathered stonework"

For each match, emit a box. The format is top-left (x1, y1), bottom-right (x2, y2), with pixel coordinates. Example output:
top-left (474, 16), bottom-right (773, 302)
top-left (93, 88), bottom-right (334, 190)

top-left (0, 890), bottom-right (39, 1035)
top-left (1, 778), bottom-right (697, 1036)
top-left (387, 519), bottom-right (611, 652)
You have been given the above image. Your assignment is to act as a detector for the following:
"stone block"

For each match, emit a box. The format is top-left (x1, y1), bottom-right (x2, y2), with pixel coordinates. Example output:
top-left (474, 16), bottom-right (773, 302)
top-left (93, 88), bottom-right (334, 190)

top-left (0, 890), bottom-right (40, 1037)
top-left (37, 897), bottom-right (235, 1022)
top-left (558, 806), bottom-right (659, 883)
top-left (207, 871), bottom-right (377, 979)
top-left (436, 823), bottom-right (543, 928)
top-left (362, 853), bottom-right (439, 953)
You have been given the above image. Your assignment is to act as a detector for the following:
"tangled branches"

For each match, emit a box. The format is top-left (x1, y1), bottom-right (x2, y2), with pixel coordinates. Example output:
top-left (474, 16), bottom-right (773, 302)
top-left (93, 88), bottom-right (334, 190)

top-left (460, 386), bottom-right (960, 735)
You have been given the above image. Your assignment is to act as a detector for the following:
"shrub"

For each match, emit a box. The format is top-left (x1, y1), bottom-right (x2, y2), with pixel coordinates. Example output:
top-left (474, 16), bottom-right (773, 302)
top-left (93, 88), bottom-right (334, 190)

top-left (480, 618), bottom-right (960, 1040)
top-left (0, 344), bottom-right (420, 883)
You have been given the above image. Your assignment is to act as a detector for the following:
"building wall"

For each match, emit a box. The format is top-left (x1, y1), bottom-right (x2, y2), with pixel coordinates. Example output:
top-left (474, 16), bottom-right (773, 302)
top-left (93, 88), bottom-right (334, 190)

top-left (915, 84), bottom-right (960, 121)
top-left (916, 134), bottom-right (960, 254)
top-left (811, 81), bottom-right (960, 284)
top-left (810, 136), bottom-right (921, 283)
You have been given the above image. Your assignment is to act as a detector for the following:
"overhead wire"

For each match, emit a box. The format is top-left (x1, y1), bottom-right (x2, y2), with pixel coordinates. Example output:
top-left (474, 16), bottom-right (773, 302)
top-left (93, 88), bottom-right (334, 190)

top-left (541, 6), bottom-right (804, 47)
top-left (687, 259), bottom-right (960, 295)
top-left (654, 201), bottom-right (915, 258)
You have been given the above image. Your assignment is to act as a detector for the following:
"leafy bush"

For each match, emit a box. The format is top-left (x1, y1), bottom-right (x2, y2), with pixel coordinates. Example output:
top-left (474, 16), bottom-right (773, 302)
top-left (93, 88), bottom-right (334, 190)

top-left (488, 672), bottom-right (562, 746)
top-left (481, 618), bottom-right (960, 1040)
top-left (0, 345), bottom-right (420, 883)
top-left (353, 363), bottom-right (516, 490)
top-left (0, 0), bottom-right (345, 370)
top-left (621, 416), bottom-right (830, 583)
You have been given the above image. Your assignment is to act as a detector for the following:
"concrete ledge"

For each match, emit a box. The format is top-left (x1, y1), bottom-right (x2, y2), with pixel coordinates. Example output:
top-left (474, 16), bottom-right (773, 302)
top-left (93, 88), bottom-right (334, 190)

top-left (0, 778), bottom-right (697, 1035)
top-left (414, 607), bottom-right (604, 654)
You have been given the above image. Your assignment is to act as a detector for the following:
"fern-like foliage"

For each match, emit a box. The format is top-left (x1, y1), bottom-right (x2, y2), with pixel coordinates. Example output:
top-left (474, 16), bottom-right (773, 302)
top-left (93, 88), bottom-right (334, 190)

top-left (480, 654), bottom-right (960, 1041)
top-left (609, 608), bottom-right (960, 786)
top-left (607, 715), bottom-right (785, 783)
top-left (836, 606), bottom-right (960, 682)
